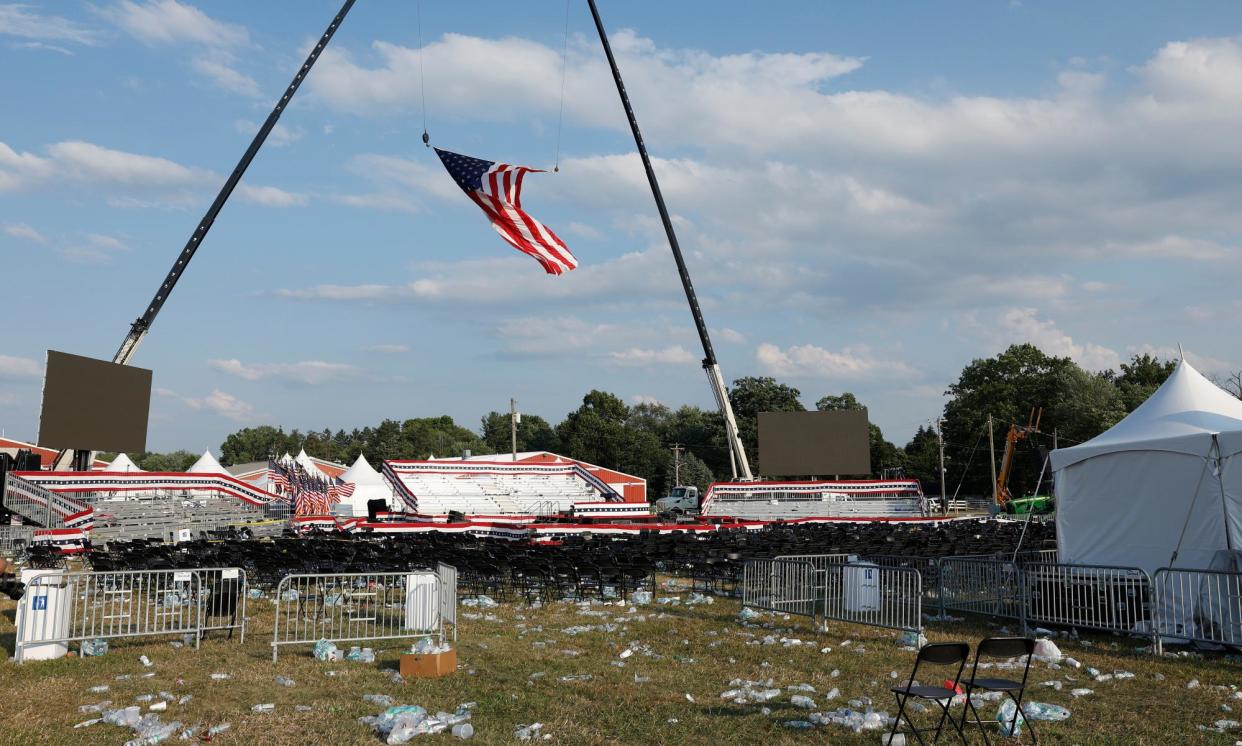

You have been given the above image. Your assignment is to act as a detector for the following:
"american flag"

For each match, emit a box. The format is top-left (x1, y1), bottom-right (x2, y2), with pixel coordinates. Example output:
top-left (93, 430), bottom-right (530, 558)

top-left (328, 482), bottom-right (355, 502)
top-left (435, 148), bottom-right (578, 275)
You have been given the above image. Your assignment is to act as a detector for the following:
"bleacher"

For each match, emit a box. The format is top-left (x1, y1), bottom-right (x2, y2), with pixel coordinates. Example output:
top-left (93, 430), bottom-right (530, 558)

top-left (702, 490), bottom-right (927, 520)
top-left (387, 463), bottom-right (601, 516)
top-left (88, 495), bottom-right (273, 546)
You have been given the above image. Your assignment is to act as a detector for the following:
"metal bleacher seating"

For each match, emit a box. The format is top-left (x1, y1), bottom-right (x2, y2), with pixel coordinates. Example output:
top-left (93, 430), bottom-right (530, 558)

top-left (88, 495), bottom-right (277, 546)
top-left (400, 471), bottom-right (598, 516)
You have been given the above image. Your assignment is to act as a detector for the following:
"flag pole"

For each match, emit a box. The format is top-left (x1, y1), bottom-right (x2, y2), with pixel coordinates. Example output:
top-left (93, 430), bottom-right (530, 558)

top-left (586, 0), bottom-right (753, 480)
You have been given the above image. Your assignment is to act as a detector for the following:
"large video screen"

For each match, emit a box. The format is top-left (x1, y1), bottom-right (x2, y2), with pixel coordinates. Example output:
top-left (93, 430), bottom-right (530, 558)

top-left (758, 409), bottom-right (871, 476)
top-left (37, 350), bottom-right (151, 454)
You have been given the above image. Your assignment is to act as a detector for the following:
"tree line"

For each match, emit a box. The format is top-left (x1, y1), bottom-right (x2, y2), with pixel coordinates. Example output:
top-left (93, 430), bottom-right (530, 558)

top-left (116, 344), bottom-right (1183, 501)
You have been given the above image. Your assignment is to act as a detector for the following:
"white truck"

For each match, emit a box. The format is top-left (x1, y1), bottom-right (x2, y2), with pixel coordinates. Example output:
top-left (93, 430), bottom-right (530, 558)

top-left (654, 486), bottom-right (700, 517)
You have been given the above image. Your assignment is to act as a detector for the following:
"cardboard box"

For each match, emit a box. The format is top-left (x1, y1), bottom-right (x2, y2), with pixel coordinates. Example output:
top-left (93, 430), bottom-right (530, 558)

top-left (400, 649), bottom-right (457, 678)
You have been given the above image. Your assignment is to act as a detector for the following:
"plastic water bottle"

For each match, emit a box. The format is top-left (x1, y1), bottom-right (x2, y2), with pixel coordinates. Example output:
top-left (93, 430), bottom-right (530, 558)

top-left (275, 676), bottom-right (295, 687)
top-left (206, 723), bottom-right (231, 736)
top-left (251, 703), bottom-right (275, 713)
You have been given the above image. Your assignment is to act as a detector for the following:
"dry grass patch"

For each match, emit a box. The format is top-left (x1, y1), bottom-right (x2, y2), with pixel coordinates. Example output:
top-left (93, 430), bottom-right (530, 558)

top-left (0, 586), bottom-right (1238, 744)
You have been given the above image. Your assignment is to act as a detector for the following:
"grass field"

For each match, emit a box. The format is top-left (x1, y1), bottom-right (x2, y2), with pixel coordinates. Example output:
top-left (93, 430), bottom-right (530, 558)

top-left (0, 581), bottom-right (1238, 745)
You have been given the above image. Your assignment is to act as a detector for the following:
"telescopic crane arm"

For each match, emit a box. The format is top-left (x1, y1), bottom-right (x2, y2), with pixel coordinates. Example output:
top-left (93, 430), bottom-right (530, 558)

top-left (113, 0), bottom-right (357, 366)
top-left (587, 0), bottom-right (752, 480)
top-left (56, 1), bottom-right (358, 471)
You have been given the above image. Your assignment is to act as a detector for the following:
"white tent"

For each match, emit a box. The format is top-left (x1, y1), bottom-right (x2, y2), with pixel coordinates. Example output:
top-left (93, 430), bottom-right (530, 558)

top-left (1051, 359), bottom-right (1242, 574)
top-left (295, 449), bottom-right (329, 481)
top-left (337, 454), bottom-right (395, 517)
top-left (108, 453), bottom-right (143, 473)
top-left (187, 449), bottom-right (226, 475)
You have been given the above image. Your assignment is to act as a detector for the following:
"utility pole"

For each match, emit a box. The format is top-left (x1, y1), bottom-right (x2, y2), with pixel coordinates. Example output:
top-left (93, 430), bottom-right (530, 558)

top-left (671, 444), bottom-right (684, 486)
top-left (937, 418), bottom-right (947, 514)
top-left (988, 415), bottom-right (998, 506)
top-left (510, 398), bottom-right (519, 461)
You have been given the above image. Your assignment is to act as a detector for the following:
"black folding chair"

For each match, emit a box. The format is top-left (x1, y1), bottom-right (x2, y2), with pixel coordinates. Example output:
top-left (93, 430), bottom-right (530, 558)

top-left (958, 637), bottom-right (1037, 744)
top-left (889, 641), bottom-right (970, 745)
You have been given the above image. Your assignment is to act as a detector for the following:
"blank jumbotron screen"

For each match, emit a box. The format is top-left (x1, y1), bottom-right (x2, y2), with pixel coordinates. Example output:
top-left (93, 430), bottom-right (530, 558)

top-left (37, 350), bottom-right (151, 454)
top-left (758, 410), bottom-right (871, 476)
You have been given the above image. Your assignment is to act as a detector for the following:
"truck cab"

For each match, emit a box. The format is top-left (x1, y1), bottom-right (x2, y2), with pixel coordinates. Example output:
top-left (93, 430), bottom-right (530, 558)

top-left (655, 486), bottom-right (700, 516)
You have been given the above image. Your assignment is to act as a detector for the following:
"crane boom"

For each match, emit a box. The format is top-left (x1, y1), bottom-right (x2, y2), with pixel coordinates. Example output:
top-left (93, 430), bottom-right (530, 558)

top-left (55, 1), bottom-right (358, 472)
top-left (587, 0), bottom-right (753, 480)
top-left (995, 407), bottom-right (1042, 505)
top-left (113, 0), bottom-right (357, 366)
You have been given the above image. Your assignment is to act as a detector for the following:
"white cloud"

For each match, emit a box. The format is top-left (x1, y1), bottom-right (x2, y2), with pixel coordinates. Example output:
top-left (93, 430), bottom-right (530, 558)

top-left (717, 327), bottom-right (746, 344)
top-left (0, 139), bottom-right (211, 204)
top-left (236, 184), bottom-right (307, 207)
top-left (191, 54), bottom-right (260, 97)
top-left (363, 344), bottom-right (409, 354)
top-left (166, 388), bottom-right (255, 421)
top-left (0, 4), bottom-right (101, 46)
top-left (209, 358), bottom-right (364, 385)
top-left (0, 354), bottom-right (41, 379)
top-left (756, 343), bottom-right (919, 379)
top-left (46, 140), bottom-right (202, 187)
top-left (3, 222), bottom-right (48, 244)
top-left (1127, 344), bottom-right (1233, 375)
top-left (100, 1), bottom-right (248, 47)
top-left (606, 345), bottom-right (697, 367)
top-left (994, 308), bottom-right (1121, 370)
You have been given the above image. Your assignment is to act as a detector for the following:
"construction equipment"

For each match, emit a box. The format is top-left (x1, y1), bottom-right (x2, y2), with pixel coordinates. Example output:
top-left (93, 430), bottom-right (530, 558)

top-left (53, 1), bottom-right (358, 471)
top-left (588, 0), bottom-right (752, 480)
top-left (995, 407), bottom-right (1042, 507)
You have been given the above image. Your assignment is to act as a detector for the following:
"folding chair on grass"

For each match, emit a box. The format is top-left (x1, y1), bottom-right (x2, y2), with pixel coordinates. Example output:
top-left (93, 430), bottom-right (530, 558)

top-left (889, 641), bottom-right (970, 745)
top-left (958, 636), bottom-right (1037, 745)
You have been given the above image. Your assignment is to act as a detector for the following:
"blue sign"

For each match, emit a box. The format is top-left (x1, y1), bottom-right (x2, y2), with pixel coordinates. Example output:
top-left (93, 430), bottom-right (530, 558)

top-left (33, 595), bottom-right (48, 611)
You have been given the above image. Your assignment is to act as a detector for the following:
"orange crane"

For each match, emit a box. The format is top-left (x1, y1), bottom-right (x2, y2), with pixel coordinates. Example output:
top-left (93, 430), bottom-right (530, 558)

top-left (996, 407), bottom-right (1042, 506)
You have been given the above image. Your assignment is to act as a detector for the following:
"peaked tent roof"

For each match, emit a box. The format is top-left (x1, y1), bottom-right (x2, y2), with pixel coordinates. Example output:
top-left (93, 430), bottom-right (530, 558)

top-left (296, 449), bottom-right (329, 480)
top-left (1052, 359), bottom-right (1242, 469)
top-left (187, 449), bottom-right (226, 474)
top-left (340, 453), bottom-right (386, 486)
top-left (108, 453), bottom-right (143, 472)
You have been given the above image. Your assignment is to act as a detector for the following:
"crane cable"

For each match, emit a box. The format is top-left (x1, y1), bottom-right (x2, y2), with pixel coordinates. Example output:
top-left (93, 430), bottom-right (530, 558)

top-left (553, 0), bottom-right (570, 171)
top-left (418, 0), bottom-right (429, 147)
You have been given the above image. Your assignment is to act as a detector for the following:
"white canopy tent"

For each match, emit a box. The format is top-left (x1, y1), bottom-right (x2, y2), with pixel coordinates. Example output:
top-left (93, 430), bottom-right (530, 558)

top-left (295, 449), bottom-right (329, 481)
top-left (1051, 359), bottom-right (1242, 575)
top-left (108, 453), bottom-right (143, 473)
top-left (337, 454), bottom-right (395, 517)
top-left (187, 449), bottom-right (226, 475)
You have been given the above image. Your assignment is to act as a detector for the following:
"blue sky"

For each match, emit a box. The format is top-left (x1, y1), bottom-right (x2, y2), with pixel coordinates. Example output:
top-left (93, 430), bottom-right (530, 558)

top-left (3, 1), bottom-right (1241, 453)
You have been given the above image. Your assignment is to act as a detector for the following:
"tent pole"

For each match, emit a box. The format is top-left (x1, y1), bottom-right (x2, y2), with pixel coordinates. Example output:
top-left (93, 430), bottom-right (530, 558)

top-left (1215, 435), bottom-right (1232, 552)
top-left (1167, 453), bottom-right (1214, 568)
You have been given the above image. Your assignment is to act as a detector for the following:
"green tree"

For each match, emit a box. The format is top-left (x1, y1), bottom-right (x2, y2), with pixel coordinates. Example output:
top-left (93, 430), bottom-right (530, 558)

top-left (131, 450), bottom-right (198, 472)
top-left (903, 425), bottom-right (942, 494)
top-left (669, 449), bottom-right (714, 496)
top-left (219, 426), bottom-right (301, 465)
top-left (556, 391), bottom-right (666, 491)
top-left (815, 392), bottom-right (862, 412)
top-left (1112, 353), bottom-right (1176, 411)
top-left (729, 376), bottom-right (805, 471)
top-left (480, 411), bottom-right (558, 455)
top-left (402, 416), bottom-right (485, 459)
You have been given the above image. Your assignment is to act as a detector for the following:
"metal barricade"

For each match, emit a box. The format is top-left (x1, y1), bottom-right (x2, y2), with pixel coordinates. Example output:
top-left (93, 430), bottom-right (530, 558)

top-left (741, 559), bottom-right (818, 622)
top-left (196, 567), bottom-right (248, 642)
top-left (822, 563), bottom-right (922, 633)
top-left (774, 553), bottom-right (852, 593)
top-left (436, 562), bottom-right (458, 640)
top-left (271, 571), bottom-right (444, 661)
top-left (16, 569), bottom-right (206, 663)
top-left (1152, 568), bottom-right (1242, 650)
top-left (864, 554), bottom-right (944, 606)
top-left (939, 557), bottom-right (1024, 619)
top-left (1021, 562), bottom-right (1152, 638)
top-left (0, 525), bottom-right (35, 556)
